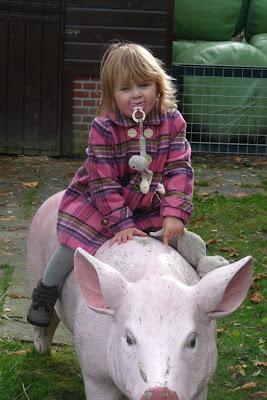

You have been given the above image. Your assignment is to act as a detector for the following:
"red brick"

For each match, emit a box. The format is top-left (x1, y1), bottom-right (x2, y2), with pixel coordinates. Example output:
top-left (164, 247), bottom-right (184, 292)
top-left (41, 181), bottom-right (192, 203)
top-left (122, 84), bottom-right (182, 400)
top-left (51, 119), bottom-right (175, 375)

top-left (83, 99), bottom-right (96, 107)
top-left (73, 99), bottom-right (82, 107)
top-left (83, 82), bottom-right (96, 90)
top-left (73, 107), bottom-right (89, 115)
top-left (90, 91), bottom-right (101, 99)
top-left (73, 90), bottom-right (89, 98)
top-left (73, 82), bottom-right (83, 89)
top-left (74, 123), bottom-right (89, 131)
top-left (73, 115), bottom-right (83, 123)
top-left (82, 116), bottom-right (94, 123)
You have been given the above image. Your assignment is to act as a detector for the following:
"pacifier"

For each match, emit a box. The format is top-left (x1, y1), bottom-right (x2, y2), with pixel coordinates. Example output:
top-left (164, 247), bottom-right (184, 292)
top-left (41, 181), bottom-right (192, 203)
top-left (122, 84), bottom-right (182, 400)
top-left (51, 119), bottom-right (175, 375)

top-left (132, 107), bottom-right (146, 123)
top-left (128, 107), bottom-right (153, 194)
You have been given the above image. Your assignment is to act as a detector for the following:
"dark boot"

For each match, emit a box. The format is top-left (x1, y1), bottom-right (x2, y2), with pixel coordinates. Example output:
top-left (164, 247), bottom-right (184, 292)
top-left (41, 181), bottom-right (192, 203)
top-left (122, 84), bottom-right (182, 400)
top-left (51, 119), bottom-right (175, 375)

top-left (27, 280), bottom-right (59, 327)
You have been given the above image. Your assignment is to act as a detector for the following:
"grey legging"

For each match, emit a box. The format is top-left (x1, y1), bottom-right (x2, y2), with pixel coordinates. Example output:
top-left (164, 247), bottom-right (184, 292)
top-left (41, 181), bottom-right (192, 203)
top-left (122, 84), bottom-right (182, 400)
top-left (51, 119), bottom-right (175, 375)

top-left (42, 244), bottom-right (75, 287)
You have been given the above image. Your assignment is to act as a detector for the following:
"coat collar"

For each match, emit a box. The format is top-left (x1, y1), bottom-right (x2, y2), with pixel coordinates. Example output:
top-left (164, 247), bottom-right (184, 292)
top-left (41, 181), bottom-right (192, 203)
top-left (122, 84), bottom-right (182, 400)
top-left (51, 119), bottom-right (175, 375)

top-left (107, 105), bottom-right (162, 128)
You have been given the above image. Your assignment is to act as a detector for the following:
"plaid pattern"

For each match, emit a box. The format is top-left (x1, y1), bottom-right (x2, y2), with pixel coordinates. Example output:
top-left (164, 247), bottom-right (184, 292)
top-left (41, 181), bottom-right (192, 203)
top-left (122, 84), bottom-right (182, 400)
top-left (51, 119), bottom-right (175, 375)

top-left (57, 107), bottom-right (194, 254)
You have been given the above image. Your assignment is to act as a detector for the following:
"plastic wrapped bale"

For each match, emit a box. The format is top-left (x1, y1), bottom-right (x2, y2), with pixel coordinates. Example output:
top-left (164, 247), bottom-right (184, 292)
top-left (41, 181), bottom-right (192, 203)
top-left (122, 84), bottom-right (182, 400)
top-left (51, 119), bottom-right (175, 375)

top-left (250, 34), bottom-right (267, 57)
top-left (172, 40), bottom-right (201, 61)
top-left (245, 0), bottom-right (267, 41)
top-left (234, 0), bottom-right (250, 37)
top-left (173, 0), bottom-right (246, 41)
top-left (172, 41), bottom-right (267, 144)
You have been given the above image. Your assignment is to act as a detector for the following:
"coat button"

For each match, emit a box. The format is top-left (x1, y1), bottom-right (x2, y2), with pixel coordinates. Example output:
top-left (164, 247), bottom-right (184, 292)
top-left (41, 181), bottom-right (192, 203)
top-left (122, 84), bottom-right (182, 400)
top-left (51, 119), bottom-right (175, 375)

top-left (101, 218), bottom-right (109, 226)
top-left (134, 183), bottom-right (141, 192)
top-left (144, 128), bottom-right (153, 139)
top-left (127, 128), bottom-right (138, 138)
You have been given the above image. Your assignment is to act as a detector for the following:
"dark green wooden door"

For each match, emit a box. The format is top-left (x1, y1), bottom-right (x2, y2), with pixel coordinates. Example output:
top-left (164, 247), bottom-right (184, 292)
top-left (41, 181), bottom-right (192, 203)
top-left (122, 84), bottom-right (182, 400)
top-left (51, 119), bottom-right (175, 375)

top-left (0, 1), bottom-right (65, 155)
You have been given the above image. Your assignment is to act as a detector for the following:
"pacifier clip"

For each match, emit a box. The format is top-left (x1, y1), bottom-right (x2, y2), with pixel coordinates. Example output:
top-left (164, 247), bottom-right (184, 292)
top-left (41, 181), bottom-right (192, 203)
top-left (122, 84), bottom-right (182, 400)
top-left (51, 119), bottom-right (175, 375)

top-left (128, 108), bottom-right (153, 194)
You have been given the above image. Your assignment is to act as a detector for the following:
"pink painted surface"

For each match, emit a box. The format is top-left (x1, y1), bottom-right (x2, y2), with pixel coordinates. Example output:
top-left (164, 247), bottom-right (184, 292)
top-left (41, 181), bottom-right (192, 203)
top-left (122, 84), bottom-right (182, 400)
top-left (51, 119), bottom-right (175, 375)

top-left (27, 192), bottom-right (253, 400)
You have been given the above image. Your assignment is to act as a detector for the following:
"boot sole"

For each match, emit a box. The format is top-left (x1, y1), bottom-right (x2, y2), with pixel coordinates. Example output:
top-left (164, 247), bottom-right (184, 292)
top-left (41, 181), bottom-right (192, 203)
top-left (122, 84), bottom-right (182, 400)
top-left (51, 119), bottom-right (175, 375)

top-left (27, 316), bottom-right (50, 328)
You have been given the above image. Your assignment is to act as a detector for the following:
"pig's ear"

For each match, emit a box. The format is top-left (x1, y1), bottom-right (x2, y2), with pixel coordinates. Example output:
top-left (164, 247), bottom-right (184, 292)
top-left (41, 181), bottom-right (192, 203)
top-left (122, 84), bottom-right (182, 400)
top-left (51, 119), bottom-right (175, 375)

top-left (74, 247), bottom-right (129, 315)
top-left (196, 256), bottom-right (253, 319)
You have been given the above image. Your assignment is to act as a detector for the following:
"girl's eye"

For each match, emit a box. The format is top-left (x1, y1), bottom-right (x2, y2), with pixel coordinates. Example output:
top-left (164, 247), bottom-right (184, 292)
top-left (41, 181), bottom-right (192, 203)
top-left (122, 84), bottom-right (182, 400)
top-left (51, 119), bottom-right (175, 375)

top-left (140, 81), bottom-right (152, 87)
top-left (119, 86), bottom-right (129, 91)
top-left (187, 333), bottom-right (197, 349)
top-left (126, 331), bottom-right (136, 346)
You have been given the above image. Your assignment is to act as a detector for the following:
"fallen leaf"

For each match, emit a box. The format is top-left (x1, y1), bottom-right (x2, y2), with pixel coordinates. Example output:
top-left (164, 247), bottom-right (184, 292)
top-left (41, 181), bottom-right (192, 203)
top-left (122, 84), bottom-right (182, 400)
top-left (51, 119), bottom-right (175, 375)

top-left (252, 370), bottom-right (263, 377)
top-left (217, 327), bottom-right (231, 336)
top-left (234, 382), bottom-right (257, 391)
top-left (21, 181), bottom-right (39, 189)
top-left (0, 215), bottom-right (16, 221)
top-left (198, 191), bottom-right (210, 197)
top-left (0, 191), bottom-right (10, 197)
top-left (250, 392), bottom-right (267, 398)
top-left (251, 158), bottom-right (267, 167)
top-left (1, 251), bottom-right (13, 256)
top-left (250, 292), bottom-right (265, 303)
top-left (242, 382), bottom-right (257, 389)
top-left (253, 272), bottom-right (267, 282)
top-left (233, 157), bottom-right (252, 167)
top-left (9, 292), bottom-right (23, 300)
top-left (192, 216), bottom-right (206, 224)
top-left (234, 156), bottom-right (242, 164)
top-left (0, 238), bottom-right (11, 244)
top-left (233, 192), bottom-right (249, 198)
top-left (254, 361), bottom-right (267, 368)
top-left (220, 247), bottom-right (239, 257)
top-left (8, 349), bottom-right (31, 356)
top-left (206, 238), bottom-right (219, 245)
top-left (229, 364), bottom-right (246, 378)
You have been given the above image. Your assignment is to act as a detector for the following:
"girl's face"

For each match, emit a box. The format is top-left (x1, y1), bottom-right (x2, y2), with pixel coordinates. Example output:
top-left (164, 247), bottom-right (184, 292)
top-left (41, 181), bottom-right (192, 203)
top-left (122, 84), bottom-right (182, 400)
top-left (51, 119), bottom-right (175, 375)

top-left (114, 80), bottom-right (157, 118)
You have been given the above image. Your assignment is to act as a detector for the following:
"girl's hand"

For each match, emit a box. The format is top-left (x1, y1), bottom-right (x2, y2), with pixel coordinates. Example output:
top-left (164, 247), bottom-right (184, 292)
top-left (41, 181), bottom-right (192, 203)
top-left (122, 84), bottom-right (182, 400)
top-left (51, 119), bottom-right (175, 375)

top-left (163, 217), bottom-right (184, 246)
top-left (110, 227), bottom-right (147, 246)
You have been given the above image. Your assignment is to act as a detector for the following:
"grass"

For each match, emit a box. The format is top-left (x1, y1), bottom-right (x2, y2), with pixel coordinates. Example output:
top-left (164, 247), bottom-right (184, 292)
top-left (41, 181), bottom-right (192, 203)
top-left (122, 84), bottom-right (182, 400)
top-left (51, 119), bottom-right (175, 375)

top-left (0, 340), bottom-right (84, 400)
top-left (189, 193), bottom-right (267, 399)
top-left (0, 193), bottom-right (266, 399)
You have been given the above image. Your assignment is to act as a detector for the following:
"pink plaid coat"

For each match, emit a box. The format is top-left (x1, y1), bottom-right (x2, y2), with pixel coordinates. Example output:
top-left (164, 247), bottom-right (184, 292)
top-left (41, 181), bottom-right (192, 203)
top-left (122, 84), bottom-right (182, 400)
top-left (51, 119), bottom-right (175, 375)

top-left (57, 107), bottom-right (194, 254)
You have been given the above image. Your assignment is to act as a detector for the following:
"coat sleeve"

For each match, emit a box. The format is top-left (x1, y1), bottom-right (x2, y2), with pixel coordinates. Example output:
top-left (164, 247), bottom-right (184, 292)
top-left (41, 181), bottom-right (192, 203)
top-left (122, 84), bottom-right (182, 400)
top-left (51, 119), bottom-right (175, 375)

top-left (160, 113), bottom-right (194, 225)
top-left (86, 118), bottom-right (136, 234)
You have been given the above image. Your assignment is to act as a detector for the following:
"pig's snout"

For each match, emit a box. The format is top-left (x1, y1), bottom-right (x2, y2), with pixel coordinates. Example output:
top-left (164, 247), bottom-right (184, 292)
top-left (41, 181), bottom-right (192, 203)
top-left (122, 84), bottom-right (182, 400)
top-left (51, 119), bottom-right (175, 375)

top-left (140, 387), bottom-right (179, 400)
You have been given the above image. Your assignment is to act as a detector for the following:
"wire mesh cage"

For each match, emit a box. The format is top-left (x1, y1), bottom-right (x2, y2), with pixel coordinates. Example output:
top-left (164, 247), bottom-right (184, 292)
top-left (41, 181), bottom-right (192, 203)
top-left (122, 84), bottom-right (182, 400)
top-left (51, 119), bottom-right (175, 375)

top-left (172, 64), bottom-right (267, 155)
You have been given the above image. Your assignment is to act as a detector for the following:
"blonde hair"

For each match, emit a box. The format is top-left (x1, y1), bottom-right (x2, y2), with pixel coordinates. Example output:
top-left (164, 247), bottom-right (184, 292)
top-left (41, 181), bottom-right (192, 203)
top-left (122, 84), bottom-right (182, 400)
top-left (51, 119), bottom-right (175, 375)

top-left (99, 42), bottom-right (177, 114)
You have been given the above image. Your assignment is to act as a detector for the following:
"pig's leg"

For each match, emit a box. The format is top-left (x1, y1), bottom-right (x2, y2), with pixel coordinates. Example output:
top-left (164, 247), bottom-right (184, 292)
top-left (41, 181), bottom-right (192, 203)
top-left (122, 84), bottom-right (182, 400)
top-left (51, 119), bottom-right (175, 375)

top-left (74, 325), bottom-right (126, 400)
top-left (195, 386), bottom-right (208, 400)
top-left (33, 311), bottom-right (60, 353)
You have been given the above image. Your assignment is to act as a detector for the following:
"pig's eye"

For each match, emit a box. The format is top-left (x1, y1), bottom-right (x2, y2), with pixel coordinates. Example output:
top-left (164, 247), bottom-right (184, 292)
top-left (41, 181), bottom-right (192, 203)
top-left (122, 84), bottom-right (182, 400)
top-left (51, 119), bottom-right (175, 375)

top-left (126, 331), bottom-right (136, 346)
top-left (188, 333), bottom-right (197, 349)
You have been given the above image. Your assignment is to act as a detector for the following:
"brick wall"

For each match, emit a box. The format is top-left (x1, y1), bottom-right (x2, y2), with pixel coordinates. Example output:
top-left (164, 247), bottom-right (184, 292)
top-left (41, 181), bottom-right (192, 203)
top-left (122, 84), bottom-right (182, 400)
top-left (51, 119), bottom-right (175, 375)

top-left (72, 77), bottom-right (101, 154)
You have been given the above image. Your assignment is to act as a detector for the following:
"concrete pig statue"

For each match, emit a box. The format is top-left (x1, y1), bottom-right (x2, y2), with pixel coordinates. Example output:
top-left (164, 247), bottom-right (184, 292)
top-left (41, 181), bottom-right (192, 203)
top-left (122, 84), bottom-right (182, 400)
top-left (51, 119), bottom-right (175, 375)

top-left (27, 192), bottom-right (253, 400)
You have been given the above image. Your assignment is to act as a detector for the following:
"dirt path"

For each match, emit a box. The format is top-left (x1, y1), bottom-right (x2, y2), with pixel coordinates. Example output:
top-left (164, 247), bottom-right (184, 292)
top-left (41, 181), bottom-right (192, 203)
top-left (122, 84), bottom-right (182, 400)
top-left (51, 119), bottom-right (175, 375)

top-left (0, 154), bottom-right (266, 342)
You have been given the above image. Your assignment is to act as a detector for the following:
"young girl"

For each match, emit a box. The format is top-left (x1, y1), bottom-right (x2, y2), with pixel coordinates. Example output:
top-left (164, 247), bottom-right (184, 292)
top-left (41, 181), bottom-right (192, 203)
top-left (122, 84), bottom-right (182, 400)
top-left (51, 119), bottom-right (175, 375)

top-left (27, 42), bottom-right (227, 327)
